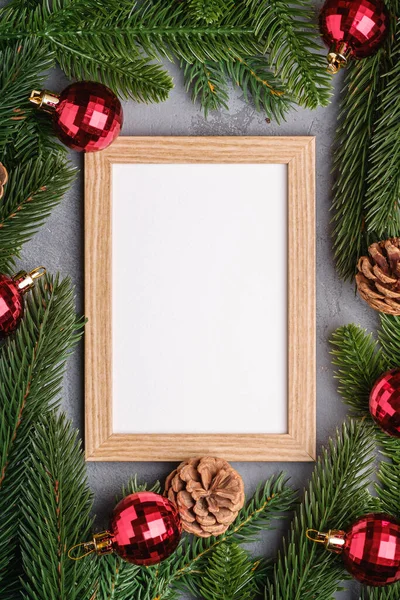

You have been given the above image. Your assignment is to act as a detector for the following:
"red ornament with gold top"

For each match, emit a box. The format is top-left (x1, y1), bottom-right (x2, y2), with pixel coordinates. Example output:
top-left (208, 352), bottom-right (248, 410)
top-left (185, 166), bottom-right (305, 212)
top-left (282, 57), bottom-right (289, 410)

top-left (307, 513), bottom-right (400, 586)
top-left (29, 81), bottom-right (123, 152)
top-left (0, 268), bottom-right (46, 338)
top-left (319, 0), bottom-right (389, 73)
top-left (69, 491), bottom-right (182, 566)
top-left (369, 368), bottom-right (400, 438)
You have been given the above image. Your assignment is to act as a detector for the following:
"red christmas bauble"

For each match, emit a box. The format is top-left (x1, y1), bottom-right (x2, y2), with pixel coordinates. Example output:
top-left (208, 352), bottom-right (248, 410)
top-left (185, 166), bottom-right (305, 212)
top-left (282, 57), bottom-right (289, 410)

top-left (0, 274), bottom-right (25, 337)
top-left (0, 269), bottom-right (46, 338)
top-left (54, 82), bottom-right (123, 152)
top-left (110, 492), bottom-right (182, 565)
top-left (319, 0), bottom-right (389, 71)
top-left (370, 369), bottom-right (400, 437)
top-left (343, 514), bottom-right (400, 586)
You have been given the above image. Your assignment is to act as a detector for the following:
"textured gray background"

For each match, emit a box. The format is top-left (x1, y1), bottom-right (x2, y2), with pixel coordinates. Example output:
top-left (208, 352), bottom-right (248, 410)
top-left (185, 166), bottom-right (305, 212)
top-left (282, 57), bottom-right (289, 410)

top-left (21, 62), bottom-right (380, 599)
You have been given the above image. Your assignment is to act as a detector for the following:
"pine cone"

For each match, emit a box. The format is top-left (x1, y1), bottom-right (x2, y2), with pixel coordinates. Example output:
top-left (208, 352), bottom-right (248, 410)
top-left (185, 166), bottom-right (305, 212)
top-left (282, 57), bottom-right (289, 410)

top-left (0, 163), bottom-right (8, 200)
top-left (165, 457), bottom-right (245, 538)
top-left (356, 238), bottom-right (400, 315)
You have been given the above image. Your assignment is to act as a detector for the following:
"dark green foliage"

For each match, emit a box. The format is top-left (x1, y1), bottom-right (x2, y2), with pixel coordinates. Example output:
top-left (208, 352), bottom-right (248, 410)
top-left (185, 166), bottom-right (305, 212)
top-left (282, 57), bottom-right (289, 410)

top-left (0, 40), bottom-right (55, 154)
top-left (0, 155), bottom-right (75, 271)
top-left (363, 584), bottom-right (400, 600)
top-left (331, 324), bottom-right (385, 416)
top-left (0, 275), bottom-right (84, 596)
top-left (188, 0), bottom-right (233, 24)
top-left (183, 60), bottom-right (230, 117)
top-left (265, 421), bottom-right (378, 600)
top-left (225, 56), bottom-right (291, 121)
top-left (199, 542), bottom-right (259, 600)
top-left (331, 0), bottom-right (400, 280)
top-left (364, 23), bottom-right (400, 237)
top-left (0, 0), bottom-right (331, 117)
top-left (246, 0), bottom-right (332, 109)
top-left (331, 53), bottom-right (383, 281)
top-left (20, 413), bottom-right (97, 600)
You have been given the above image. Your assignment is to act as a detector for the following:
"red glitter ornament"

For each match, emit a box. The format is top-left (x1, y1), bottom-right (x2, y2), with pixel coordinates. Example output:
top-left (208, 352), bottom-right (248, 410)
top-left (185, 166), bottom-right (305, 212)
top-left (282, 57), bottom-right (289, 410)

top-left (70, 492), bottom-right (182, 566)
top-left (307, 513), bottom-right (400, 586)
top-left (319, 0), bottom-right (389, 72)
top-left (29, 82), bottom-right (123, 152)
top-left (0, 267), bottom-right (46, 338)
top-left (370, 369), bottom-right (400, 437)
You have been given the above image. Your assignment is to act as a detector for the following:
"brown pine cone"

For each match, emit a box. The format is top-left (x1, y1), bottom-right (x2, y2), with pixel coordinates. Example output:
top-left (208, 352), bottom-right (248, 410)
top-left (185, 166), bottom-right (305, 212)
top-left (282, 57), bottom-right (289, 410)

top-left (0, 163), bottom-right (8, 200)
top-left (356, 238), bottom-right (400, 315)
top-left (165, 457), bottom-right (245, 538)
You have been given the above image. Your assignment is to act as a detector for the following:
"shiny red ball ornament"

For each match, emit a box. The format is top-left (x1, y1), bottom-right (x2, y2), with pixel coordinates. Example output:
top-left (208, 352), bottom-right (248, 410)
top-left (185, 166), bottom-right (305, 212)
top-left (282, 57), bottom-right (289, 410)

top-left (0, 268), bottom-right (46, 338)
top-left (319, 0), bottom-right (389, 73)
top-left (307, 513), bottom-right (400, 586)
top-left (79, 492), bottom-right (182, 566)
top-left (370, 369), bottom-right (400, 437)
top-left (29, 82), bottom-right (123, 152)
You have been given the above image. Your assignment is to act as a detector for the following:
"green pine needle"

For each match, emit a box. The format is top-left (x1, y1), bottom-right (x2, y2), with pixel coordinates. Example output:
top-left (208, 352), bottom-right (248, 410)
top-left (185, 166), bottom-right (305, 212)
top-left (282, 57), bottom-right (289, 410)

top-left (330, 324), bottom-right (385, 416)
top-left (187, 0), bottom-right (233, 24)
top-left (265, 421), bottom-right (378, 600)
top-left (0, 274), bottom-right (84, 596)
top-left (364, 23), bottom-right (400, 237)
top-left (199, 542), bottom-right (259, 600)
top-left (20, 413), bottom-right (97, 600)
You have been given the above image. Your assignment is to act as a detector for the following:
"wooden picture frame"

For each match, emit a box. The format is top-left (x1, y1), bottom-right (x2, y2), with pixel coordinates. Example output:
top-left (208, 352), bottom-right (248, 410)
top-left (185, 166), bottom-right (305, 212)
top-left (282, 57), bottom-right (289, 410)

top-left (85, 136), bottom-right (316, 462)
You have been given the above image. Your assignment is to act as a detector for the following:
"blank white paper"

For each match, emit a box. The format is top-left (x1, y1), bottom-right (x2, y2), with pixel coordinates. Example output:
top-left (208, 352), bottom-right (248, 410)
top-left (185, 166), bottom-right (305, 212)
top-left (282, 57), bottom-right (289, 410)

top-left (112, 163), bottom-right (287, 434)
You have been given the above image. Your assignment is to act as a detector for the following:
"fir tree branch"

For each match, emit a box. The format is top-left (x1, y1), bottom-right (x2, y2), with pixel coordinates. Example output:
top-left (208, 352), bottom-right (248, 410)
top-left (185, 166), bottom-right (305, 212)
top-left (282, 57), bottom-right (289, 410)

top-left (364, 20), bottom-right (400, 237)
top-left (363, 584), bottom-right (400, 600)
top-left (20, 413), bottom-right (97, 600)
top-left (134, 474), bottom-right (296, 600)
top-left (378, 313), bottom-right (400, 369)
top-left (0, 154), bottom-right (75, 270)
top-left (246, 0), bottom-right (332, 109)
top-left (183, 59), bottom-right (229, 117)
top-left (187, 0), bottom-right (233, 24)
top-left (0, 39), bottom-right (55, 155)
top-left (330, 324), bottom-right (385, 417)
top-left (199, 542), bottom-right (260, 600)
top-left (265, 421), bottom-right (378, 600)
top-left (331, 52), bottom-right (384, 281)
top-left (225, 56), bottom-right (291, 121)
top-left (0, 275), bottom-right (84, 597)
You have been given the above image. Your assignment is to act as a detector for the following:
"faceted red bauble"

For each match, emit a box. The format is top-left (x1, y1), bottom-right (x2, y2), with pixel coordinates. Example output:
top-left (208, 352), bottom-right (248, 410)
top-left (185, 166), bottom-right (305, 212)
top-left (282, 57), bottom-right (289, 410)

top-left (319, 0), bottom-right (389, 66)
top-left (343, 514), bottom-right (400, 586)
top-left (110, 492), bottom-right (182, 565)
top-left (54, 82), bottom-right (123, 152)
top-left (370, 369), bottom-right (400, 437)
top-left (0, 274), bottom-right (24, 337)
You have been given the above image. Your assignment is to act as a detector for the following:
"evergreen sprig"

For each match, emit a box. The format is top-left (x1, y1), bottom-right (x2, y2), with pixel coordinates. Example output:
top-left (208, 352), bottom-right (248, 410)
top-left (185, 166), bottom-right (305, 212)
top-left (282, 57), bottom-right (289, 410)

top-left (331, 0), bottom-right (400, 281)
top-left (0, 0), bottom-right (331, 116)
top-left (265, 421), bottom-right (378, 600)
top-left (199, 542), bottom-right (260, 600)
top-left (20, 413), bottom-right (97, 600)
top-left (330, 324), bottom-right (385, 416)
top-left (0, 275), bottom-right (84, 597)
top-left (364, 22), bottom-right (400, 237)
top-left (126, 474), bottom-right (296, 600)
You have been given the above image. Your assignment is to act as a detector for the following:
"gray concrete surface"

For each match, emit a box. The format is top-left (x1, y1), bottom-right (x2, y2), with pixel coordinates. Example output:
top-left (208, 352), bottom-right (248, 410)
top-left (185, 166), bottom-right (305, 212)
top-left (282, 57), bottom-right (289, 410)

top-left (20, 61), bottom-right (380, 599)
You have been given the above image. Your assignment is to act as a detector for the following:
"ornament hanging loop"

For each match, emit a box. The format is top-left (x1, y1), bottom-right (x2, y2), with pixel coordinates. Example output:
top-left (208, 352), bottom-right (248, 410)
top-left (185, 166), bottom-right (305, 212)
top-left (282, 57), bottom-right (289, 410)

top-left (29, 266), bottom-right (46, 281)
top-left (306, 528), bottom-right (327, 543)
top-left (306, 528), bottom-right (346, 553)
top-left (29, 89), bottom-right (60, 112)
top-left (68, 541), bottom-right (96, 561)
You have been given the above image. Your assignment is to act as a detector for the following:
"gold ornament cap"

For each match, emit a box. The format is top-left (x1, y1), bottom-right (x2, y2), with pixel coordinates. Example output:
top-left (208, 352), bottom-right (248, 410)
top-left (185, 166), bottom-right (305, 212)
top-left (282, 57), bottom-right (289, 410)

top-left (29, 89), bottom-right (60, 112)
top-left (68, 531), bottom-right (114, 561)
top-left (327, 43), bottom-right (352, 74)
top-left (306, 528), bottom-right (346, 553)
top-left (13, 267), bottom-right (46, 294)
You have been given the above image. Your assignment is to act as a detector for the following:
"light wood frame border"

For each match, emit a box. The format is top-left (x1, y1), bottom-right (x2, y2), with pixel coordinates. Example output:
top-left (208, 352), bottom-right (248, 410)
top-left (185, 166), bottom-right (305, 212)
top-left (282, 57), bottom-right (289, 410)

top-left (85, 136), bottom-right (316, 462)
